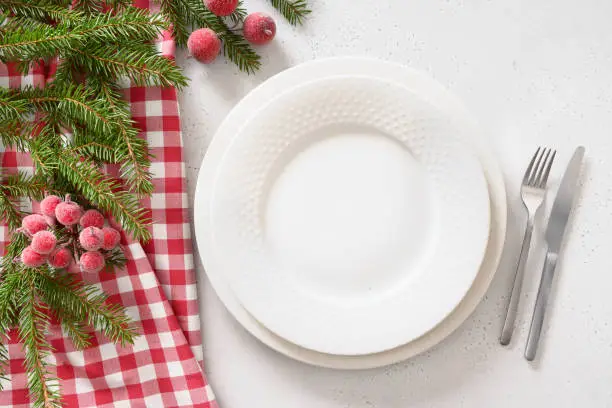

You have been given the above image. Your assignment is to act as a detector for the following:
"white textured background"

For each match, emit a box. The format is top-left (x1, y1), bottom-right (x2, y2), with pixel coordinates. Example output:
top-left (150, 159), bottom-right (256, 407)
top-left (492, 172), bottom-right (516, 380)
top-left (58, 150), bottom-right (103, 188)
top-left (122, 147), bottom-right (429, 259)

top-left (177, 1), bottom-right (612, 407)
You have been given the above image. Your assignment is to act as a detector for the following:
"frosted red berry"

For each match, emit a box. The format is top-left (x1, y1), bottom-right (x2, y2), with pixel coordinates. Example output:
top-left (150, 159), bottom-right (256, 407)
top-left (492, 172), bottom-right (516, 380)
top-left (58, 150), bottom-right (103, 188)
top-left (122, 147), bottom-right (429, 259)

top-left (79, 227), bottom-right (104, 251)
top-left (40, 195), bottom-right (62, 217)
top-left (187, 28), bottom-right (221, 63)
top-left (80, 251), bottom-right (105, 273)
top-left (55, 201), bottom-right (82, 226)
top-left (80, 209), bottom-right (105, 229)
top-left (204, 0), bottom-right (238, 16)
top-left (31, 230), bottom-right (57, 255)
top-left (101, 227), bottom-right (121, 250)
top-left (243, 12), bottom-right (276, 45)
top-left (21, 246), bottom-right (47, 267)
top-left (22, 214), bottom-right (48, 235)
top-left (48, 247), bottom-right (72, 269)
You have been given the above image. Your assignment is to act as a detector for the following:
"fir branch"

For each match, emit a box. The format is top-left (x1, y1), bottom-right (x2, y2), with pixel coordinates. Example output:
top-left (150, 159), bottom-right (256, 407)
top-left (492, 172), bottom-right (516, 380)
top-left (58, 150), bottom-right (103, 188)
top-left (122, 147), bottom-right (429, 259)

top-left (157, 0), bottom-right (262, 72)
top-left (54, 152), bottom-right (151, 241)
top-left (71, 0), bottom-right (106, 14)
top-left (0, 188), bottom-right (24, 230)
top-left (269, 0), bottom-right (311, 25)
top-left (88, 79), bottom-right (155, 195)
top-left (17, 270), bottom-right (62, 408)
top-left (0, 265), bottom-right (25, 332)
top-left (1, 171), bottom-right (55, 201)
top-left (66, 43), bottom-right (188, 90)
top-left (103, 247), bottom-right (127, 272)
top-left (0, 0), bottom-right (81, 24)
top-left (69, 139), bottom-right (117, 164)
top-left (156, 0), bottom-right (191, 47)
top-left (227, 1), bottom-right (247, 26)
top-left (36, 270), bottom-right (137, 346)
top-left (0, 7), bottom-right (167, 64)
top-left (0, 342), bottom-right (8, 390)
top-left (220, 31), bottom-right (261, 74)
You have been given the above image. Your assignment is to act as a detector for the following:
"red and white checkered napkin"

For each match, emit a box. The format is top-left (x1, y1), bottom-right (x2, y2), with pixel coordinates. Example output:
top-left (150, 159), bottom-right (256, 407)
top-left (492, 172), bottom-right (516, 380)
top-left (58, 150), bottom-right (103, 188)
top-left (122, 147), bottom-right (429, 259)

top-left (0, 2), bottom-right (216, 406)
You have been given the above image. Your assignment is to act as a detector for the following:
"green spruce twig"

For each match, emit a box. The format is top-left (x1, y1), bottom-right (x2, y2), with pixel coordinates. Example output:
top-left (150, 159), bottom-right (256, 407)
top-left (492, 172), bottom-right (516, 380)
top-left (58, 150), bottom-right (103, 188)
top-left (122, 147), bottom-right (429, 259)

top-left (269, 0), bottom-right (311, 25)
top-left (17, 270), bottom-right (62, 408)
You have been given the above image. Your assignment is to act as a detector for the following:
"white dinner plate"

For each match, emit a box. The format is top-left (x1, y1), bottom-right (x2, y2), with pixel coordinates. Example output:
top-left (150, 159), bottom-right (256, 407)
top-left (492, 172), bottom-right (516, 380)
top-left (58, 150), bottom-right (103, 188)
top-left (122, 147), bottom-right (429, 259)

top-left (194, 57), bottom-right (507, 368)
top-left (206, 75), bottom-right (490, 355)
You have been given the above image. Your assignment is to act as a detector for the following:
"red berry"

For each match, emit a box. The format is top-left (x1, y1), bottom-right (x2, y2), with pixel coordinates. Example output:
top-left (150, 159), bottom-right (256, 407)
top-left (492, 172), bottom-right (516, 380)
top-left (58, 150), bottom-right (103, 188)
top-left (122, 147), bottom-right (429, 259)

top-left (21, 214), bottom-right (48, 235)
top-left (40, 195), bottom-right (62, 217)
top-left (79, 251), bottom-right (105, 273)
top-left (187, 28), bottom-right (221, 63)
top-left (79, 227), bottom-right (104, 251)
top-left (31, 230), bottom-right (57, 255)
top-left (101, 227), bottom-right (121, 250)
top-left (48, 247), bottom-right (72, 269)
top-left (21, 246), bottom-right (47, 267)
top-left (243, 12), bottom-right (276, 45)
top-left (55, 201), bottom-right (82, 226)
top-left (80, 209), bottom-right (105, 229)
top-left (204, 0), bottom-right (238, 16)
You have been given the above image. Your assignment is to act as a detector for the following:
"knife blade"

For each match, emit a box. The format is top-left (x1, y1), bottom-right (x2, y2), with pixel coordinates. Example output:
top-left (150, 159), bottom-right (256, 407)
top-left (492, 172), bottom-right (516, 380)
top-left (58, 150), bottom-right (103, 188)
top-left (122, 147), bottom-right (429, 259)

top-left (545, 146), bottom-right (586, 254)
top-left (525, 146), bottom-right (585, 361)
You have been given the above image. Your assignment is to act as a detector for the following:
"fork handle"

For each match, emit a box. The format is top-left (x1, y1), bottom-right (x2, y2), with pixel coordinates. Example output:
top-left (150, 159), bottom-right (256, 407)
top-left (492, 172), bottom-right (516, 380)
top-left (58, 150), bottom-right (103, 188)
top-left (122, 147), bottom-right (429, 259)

top-left (499, 216), bottom-right (534, 345)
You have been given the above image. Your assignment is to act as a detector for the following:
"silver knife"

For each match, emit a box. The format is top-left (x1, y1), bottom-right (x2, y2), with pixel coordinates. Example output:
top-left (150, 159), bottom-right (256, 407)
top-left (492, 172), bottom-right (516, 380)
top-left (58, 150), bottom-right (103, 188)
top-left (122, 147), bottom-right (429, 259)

top-left (525, 146), bottom-right (585, 361)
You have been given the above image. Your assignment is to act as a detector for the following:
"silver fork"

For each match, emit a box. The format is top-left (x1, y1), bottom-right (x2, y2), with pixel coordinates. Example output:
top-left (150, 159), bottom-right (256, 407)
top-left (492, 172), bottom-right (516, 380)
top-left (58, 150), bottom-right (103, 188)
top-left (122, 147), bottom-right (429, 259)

top-left (500, 147), bottom-right (556, 346)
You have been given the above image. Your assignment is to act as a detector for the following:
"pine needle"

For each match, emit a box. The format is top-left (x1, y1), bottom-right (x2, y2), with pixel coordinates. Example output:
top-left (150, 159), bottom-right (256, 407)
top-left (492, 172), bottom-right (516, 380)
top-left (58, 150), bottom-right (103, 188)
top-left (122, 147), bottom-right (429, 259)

top-left (269, 0), bottom-right (311, 25)
top-left (17, 270), bottom-right (62, 408)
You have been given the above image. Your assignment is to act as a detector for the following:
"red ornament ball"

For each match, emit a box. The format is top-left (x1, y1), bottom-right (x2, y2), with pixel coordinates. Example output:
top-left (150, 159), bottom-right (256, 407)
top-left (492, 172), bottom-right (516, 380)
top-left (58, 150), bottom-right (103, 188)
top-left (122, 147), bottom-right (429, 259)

top-left (31, 230), bottom-right (57, 255)
top-left (40, 195), bottom-right (62, 217)
top-left (187, 28), bottom-right (221, 63)
top-left (243, 12), bottom-right (276, 45)
top-left (21, 214), bottom-right (48, 235)
top-left (55, 201), bottom-right (82, 226)
top-left (80, 251), bottom-right (105, 273)
top-left (80, 209), bottom-right (105, 229)
top-left (48, 247), bottom-right (72, 269)
top-left (21, 246), bottom-right (47, 267)
top-left (79, 227), bottom-right (104, 251)
top-left (204, 0), bottom-right (238, 16)
top-left (101, 227), bottom-right (121, 250)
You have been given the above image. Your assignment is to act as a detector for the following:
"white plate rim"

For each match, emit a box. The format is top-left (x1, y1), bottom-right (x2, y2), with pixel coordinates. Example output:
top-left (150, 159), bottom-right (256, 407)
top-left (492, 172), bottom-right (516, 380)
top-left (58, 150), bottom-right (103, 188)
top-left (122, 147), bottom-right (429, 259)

top-left (194, 57), bottom-right (507, 369)
top-left (208, 74), bottom-right (492, 354)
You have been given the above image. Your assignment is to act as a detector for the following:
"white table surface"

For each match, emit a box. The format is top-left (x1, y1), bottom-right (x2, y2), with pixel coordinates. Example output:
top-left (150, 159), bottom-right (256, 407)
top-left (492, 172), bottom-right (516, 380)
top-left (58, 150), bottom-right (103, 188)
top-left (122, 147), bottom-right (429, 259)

top-left (176, 1), bottom-right (612, 406)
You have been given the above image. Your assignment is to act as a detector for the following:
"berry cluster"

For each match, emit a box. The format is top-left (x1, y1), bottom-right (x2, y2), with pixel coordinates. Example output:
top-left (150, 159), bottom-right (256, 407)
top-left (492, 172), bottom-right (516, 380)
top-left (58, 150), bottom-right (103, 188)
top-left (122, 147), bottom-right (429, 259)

top-left (19, 195), bottom-right (122, 273)
top-left (187, 2), bottom-right (277, 64)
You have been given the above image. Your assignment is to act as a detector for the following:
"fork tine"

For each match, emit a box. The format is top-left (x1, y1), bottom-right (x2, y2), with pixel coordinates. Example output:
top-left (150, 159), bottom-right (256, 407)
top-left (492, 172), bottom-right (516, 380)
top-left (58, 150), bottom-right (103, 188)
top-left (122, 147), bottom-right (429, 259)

top-left (531, 148), bottom-right (551, 186)
top-left (539, 150), bottom-right (556, 188)
top-left (523, 147), bottom-right (541, 184)
top-left (528, 147), bottom-right (546, 186)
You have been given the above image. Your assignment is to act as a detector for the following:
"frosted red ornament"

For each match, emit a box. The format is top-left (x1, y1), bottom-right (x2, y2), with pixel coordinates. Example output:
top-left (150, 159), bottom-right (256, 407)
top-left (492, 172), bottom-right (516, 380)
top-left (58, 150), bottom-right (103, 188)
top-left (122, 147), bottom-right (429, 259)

top-left (48, 247), bottom-right (72, 269)
top-left (55, 200), bottom-right (82, 226)
top-left (21, 246), bottom-right (47, 267)
top-left (80, 209), bottom-right (105, 229)
top-left (101, 227), bottom-right (121, 250)
top-left (79, 227), bottom-right (104, 251)
top-left (40, 195), bottom-right (62, 217)
top-left (243, 12), bottom-right (276, 45)
top-left (80, 251), bottom-right (105, 273)
top-left (21, 214), bottom-right (48, 235)
top-left (31, 230), bottom-right (57, 255)
top-left (204, 0), bottom-right (238, 16)
top-left (187, 28), bottom-right (221, 63)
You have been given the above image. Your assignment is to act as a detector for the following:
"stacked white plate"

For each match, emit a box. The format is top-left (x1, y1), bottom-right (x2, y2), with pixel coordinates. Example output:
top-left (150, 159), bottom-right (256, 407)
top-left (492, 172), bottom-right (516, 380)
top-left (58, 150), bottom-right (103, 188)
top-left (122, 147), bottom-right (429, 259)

top-left (194, 57), bottom-right (507, 369)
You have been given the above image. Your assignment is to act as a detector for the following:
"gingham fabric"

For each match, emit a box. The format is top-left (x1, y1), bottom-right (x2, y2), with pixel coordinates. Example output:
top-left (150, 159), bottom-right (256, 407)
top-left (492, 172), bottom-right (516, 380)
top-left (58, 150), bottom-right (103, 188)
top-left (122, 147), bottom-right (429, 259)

top-left (0, 1), bottom-right (216, 406)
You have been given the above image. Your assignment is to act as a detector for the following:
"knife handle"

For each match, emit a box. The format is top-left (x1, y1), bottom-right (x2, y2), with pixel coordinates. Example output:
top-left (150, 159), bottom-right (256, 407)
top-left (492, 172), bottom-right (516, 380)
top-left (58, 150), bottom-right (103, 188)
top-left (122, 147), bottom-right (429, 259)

top-left (500, 216), bottom-right (534, 345)
top-left (525, 251), bottom-right (559, 361)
